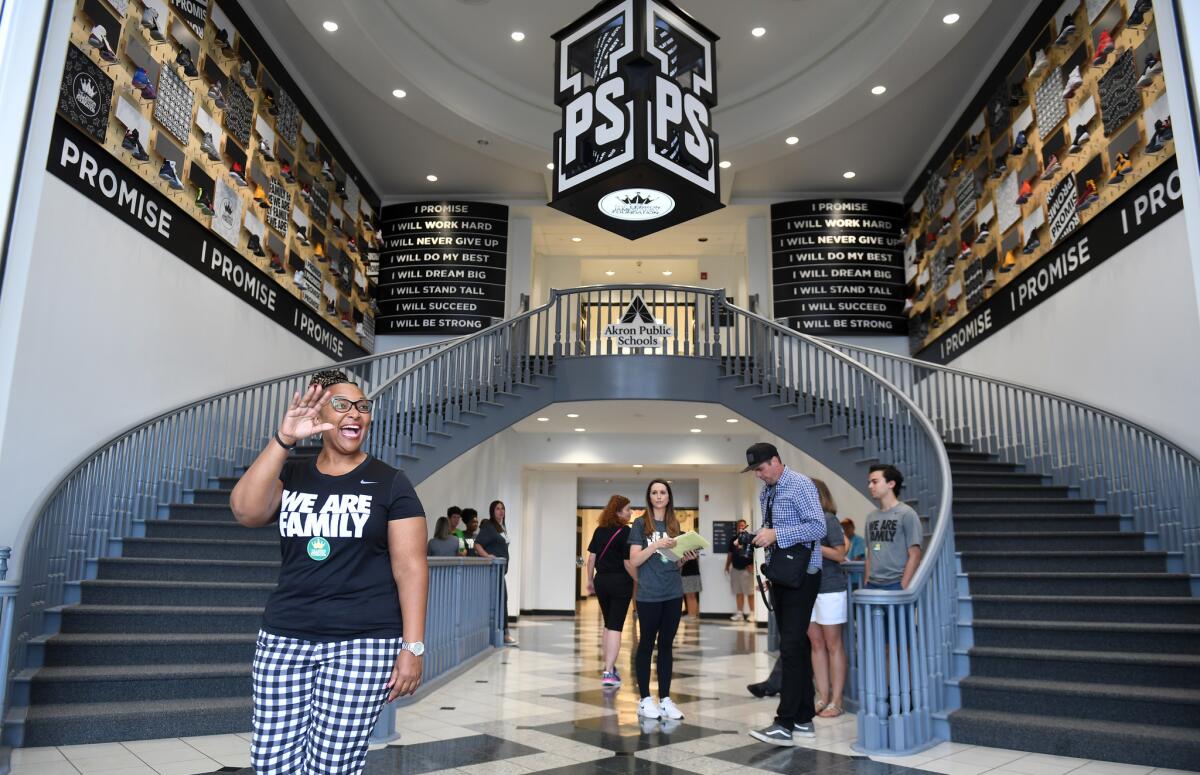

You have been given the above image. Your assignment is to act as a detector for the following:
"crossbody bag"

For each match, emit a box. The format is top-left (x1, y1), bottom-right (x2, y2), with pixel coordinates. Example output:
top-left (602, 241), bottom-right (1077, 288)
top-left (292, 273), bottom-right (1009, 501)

top-left (761, 488), bottom-right (816, 589)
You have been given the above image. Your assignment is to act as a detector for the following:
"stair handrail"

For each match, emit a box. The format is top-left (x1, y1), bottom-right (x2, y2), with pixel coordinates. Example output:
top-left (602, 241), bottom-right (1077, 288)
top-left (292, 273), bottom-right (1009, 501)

top-left (829, 339), bottom-right (1200, 574)
top-left (4, 338), bottom-right (460, 726)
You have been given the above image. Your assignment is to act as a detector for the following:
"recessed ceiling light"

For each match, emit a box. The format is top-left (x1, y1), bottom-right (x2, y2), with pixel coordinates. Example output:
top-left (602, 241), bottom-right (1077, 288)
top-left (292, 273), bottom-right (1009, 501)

top-left (574, 427), bottom-right (586, 432)
top-left (392, 88), bottom-right (407, 99)
top-left (719, 160), bottom-right (732, 169)
top-left (843, 170), bottom-right (856, 179)
top-left (511, 31), bottom-right (526, 41)
top-left (785, 135), bottom-right (799, 145)
top-left (571, 236), bottom-right (582, 242)
top-left (322, 20), bottom-right (339, 32)
top-left (546, 162), bottom-right (554, 169)
top-left (633, 464), bottom-right (643, 468)
top-left (751, 26), bottom-right (766, 37)
top-left (566, 413), bottom-right (580, 418)
top-left (942, 13), bottom-right (960, 24)
top-left (726, 418), bottom-right (739, 423)
top-left (871, 85), bottom-right (887, 95)
top-left (689, 428), bottom-right (702, 433)
top-left (694, 414), bottom-right (707, 419)
top-left (426, 174), bottom-right (438, 182)
top-left (605, 270), bottom-right (615, 276)
top-left (536, 417), bottom-right (549, 422)
top-left (662, 270), bottom-right (673, 276)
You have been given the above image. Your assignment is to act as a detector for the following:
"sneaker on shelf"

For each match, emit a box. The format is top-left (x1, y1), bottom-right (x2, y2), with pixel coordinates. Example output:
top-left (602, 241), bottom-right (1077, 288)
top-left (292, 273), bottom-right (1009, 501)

top-left (1109, 152), bottom-right (1133, 182)
top-left (354, 321), bottom-right (365, 337)
top-left (1055, 14), bottom-right (1076, 46)
top-left (296, 226), bottom-right (310, 246)
top-left (293, 269), bottom-right (306, 287)
top-left (1000, 249), bottom-right (1017, 273)
top-left (347, 237), bottom-right (358, 254)
top-left (272, 253), bottom-right (286, 273)
top-left (306, 143), bottom-right (319, 162)
top-left (248, 234), bottom-right (265, 257)
top-left (974, 225), bottom-right (990, 244)
top-left (601, 671), bottom-right (621, 688)
top-left (123, 128), bottom-right (149, 161)
top-left (254, 184), bottom-right (269, 208)
top-left (259, 138), bottom-right (274, 162)
top-left (1062, 66), bottom-right (1084, 99)
top-left (983, 268), bottom-right (996, 288)
top-left (638, 697), bottom-right (662, 719)
top-left (322, 160), bottom-right (335, 181)
top-left (659, 698), bottom-right (684, 721)
top-left (240, 60), bottom-right (257, 88)
top-left (1022, 232), bottom-right (1041, 254)
top-left (990, 157), bottom-right (1007, 179)
top-left (947, 297), bottom-right (959, 315)
top-left (938, 216), bottom-right (952, 235)
top-left (1009, 82), bottom-right (1025, 108)
top-left (176, 48), bottom-right (198, 78)
top-left (314, 242), bottom-right (326, 260)
top-left (196, 187), bottom-right (215, 216)
top-left (793, 722), bottom-right (816, 739)
top-left (89, 25), bottom-right (118, 62)
top-left (1068, 123), bottom-right (1090, 153)
top-left (264, 89), bottom-right (278, 116)
top-left (229, 162), bottom-right (247, 187)
top-left (158, 160), bottom-right (183, 189)
top-left (749, 724), bottom-right (795, 748)
top-left (1137, 54), bottom-right (1160, 88)
top-left (336, 183), bottom-right (347, 200)
top-left (1016, 179), bottom-right (1033, 205)
top-left (958, 241), bottom-right (972, 261)
top-left (208, 82), bottom-right (226, 109)
top-left (967, 133), bottom-right (981, 155)
top-left (1029, 48), bottom-right (1050, 77)
top-left (141, 8), bottom-right (164, 41)
top-left (1010, 131), bottom-right (1028, 156)
top-left (280, 162), bottom-right (294, 182)
top-left (903, 297), bottom-right (914, 314)
top-left (1128, 0), bottom-right (1153, 25)
top-left (1092, 30), bottom-right (1114, 66)
top-left (139, 81), bottom-right (158, 100)
top-left (200, 132), bottom-right (220, 161)
top-left (1041, 155), bottom-right (1061, 179)
top-left (132, 66), bottom-right (152, 91)
top-left (1075, 179), bottom-right (1099, 211)
top-left (340, 310), bottom-right (352, 327)
top-left (215, 27), bottom-right (232, 51)
top-left (300, 182), bottom-right (313, 203)
top-left (1160, 116), bottom-right (1173, 141)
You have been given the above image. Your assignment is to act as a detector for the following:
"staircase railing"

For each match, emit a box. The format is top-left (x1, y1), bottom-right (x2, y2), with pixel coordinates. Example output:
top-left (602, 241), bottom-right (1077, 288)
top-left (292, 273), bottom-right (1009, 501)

top-left (4, 340), bottom-right (457, 722)
top-left (365, 285), bottom-right (956, 755)
top-left (831, 342), bottom-right (1200, 575)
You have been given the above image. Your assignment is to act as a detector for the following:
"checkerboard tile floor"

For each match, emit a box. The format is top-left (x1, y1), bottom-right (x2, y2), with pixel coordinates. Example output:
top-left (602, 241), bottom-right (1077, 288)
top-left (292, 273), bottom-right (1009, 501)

top-left (9, 606), bottom-right (1199, 775)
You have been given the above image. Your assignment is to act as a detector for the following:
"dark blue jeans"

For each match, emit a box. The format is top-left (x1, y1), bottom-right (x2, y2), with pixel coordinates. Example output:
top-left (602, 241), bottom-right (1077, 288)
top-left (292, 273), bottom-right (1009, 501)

top-left (865, 581), bottom-right (902, 591)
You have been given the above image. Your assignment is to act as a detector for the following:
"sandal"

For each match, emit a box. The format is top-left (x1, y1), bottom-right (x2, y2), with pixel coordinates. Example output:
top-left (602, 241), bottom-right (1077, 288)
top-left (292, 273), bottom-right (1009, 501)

top-left (814, 698), bottom-right (827, 714)
top-left (818, 704), bottom-right (844, 718)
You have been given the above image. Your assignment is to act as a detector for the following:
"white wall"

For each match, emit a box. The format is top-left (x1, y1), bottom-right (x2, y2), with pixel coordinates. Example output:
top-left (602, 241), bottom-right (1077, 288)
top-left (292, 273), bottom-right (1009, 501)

top-left (0, 178), bottom-right (333, 575)
top-left (947, 214), bottom-right (1200, 456)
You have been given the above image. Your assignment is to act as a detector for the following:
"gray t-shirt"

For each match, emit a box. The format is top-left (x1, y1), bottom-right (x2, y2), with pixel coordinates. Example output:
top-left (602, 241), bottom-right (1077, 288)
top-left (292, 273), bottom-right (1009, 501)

top-left (628, 518), bottom-right (684, 603)
top-left (427, 536), bottom-right (460, 557)
top-left (865, 503), bottom-right (922, 584)
top-left (819, 512), bottom-right (847, 594)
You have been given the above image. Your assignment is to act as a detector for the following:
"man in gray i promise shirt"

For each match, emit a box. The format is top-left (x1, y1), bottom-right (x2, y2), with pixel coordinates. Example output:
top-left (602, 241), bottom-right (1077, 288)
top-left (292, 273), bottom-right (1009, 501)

top-left (864, 464), bottom-right (922, 590)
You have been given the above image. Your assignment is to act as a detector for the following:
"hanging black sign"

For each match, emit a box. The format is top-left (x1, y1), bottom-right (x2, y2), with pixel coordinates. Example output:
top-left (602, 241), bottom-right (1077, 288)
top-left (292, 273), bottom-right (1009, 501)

top-left (376, 201), bottom-right (509, 334)
top-left (171, 0), bottom-right (209, 39)
top-left (548, 0), bottom-right (722, 239)
top-left (45, 117), bottom-right (364, 361)
top-left (918, 158), bottom-right (1182, 364)
top-left (771, 199), bottom-right (907, 335)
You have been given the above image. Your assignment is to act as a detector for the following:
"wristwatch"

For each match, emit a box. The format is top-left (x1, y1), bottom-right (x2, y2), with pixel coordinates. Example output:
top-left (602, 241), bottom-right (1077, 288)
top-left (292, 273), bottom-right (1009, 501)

top-left (401, 640), bottom-right (425, 657)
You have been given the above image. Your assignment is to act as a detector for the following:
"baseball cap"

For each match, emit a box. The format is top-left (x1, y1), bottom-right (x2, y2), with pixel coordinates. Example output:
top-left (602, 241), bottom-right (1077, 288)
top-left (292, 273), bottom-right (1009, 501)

top-left (742, 442), bottom-right (779, 472)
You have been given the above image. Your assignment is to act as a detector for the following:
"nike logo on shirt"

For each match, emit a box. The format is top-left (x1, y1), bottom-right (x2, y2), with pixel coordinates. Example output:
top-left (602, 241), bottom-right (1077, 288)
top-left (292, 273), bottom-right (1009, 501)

top-left (361, 480), bottom-right (378, 484)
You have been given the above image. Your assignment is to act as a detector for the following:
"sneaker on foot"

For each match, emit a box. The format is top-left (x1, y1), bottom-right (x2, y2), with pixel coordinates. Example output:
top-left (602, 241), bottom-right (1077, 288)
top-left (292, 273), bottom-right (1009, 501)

top-left (638, 697), bottom-right (662, 719)
top-left (730, 613), bottom-right (745, 621)
top-left (601, 671), bottom-right (621, 688)
top-left (659, 697), bottom-right (684, 720)
top-left (749, 723), bottom-right (795, 747)
top-left (793, 722), bottom-right (816, 738)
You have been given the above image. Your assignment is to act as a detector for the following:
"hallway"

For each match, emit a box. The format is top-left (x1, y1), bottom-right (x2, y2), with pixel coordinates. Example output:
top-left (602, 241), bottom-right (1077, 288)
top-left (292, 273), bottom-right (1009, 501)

top-left (10, 604), bottom-right (1200, 774)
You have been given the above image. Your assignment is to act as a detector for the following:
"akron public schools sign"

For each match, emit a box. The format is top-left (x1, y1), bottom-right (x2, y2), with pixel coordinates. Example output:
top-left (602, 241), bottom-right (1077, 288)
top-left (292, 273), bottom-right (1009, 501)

top-left (605, 295), bottom-right (673, 346)
top-left (549, 0), bottom-right (723, 239)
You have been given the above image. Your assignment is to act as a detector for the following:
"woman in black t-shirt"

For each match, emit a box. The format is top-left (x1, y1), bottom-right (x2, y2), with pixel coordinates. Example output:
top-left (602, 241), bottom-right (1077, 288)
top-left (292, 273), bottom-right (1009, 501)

top-left (230, 369), bottom-right (428, 775)
top-left (585, 495), bottom-right (634, 687)
top-left (475, 500), bottom-right (516, 645)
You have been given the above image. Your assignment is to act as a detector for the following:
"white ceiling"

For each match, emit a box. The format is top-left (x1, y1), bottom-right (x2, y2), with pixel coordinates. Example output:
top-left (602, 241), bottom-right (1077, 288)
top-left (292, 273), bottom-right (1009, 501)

top-left (242, 0), bottom-right (1040, 236)
top-left (511, 400), bottom-right (749, 435)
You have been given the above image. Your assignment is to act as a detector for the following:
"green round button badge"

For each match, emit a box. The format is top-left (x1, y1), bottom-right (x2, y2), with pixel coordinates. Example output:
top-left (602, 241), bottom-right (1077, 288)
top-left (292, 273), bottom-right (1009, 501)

top-left (307, 537), bottom-right (330, 561)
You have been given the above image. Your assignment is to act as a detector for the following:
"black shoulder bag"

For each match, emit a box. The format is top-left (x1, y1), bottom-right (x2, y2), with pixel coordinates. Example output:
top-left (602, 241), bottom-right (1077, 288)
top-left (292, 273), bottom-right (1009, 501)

top-left (761, 488), bottom-right (816, 589)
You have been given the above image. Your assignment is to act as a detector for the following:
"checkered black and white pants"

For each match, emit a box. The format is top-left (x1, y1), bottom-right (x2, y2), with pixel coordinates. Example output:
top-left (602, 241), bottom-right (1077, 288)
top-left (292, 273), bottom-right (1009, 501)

top-left (251, 630), bottom-right (402, 775)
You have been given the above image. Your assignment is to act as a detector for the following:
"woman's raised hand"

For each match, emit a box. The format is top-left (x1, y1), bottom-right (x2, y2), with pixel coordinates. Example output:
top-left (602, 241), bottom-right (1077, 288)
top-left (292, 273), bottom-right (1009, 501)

top-left (278, 385), bottom-right (335, 444)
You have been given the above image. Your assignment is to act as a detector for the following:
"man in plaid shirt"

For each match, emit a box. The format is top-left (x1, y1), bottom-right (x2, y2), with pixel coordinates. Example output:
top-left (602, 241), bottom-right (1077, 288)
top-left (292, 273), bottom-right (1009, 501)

top-left (743, 443), bottom-right (827, 747)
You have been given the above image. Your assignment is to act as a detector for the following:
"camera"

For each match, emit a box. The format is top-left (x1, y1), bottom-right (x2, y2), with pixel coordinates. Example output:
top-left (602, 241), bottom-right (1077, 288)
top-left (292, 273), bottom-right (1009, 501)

top-left (736, 530), bottom-right (756, 547)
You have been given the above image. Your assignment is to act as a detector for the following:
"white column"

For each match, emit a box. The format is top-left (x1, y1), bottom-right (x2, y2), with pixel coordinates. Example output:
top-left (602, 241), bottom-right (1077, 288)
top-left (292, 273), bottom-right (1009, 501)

top-left (506, 216), bottom-right (533, 316)
top-left (746, 215), bottom-right (772, 317)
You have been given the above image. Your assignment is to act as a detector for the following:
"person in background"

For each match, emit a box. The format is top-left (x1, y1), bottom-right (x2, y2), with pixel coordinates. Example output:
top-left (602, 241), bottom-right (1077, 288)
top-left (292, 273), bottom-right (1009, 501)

top-left (446, 506), bottom-right (466, 555)
top-left (585, 494), bottom-right (635, 688)
top-left (462, 510), bottom-right (480, 551)
top-left (725, 518), bottom-right (755, 621)
top-left (427, 516), bottom-right (461, 557)
top-left (475, 501), bottom-right (516, 645)
top-left (864, 465), bottom-right (922, 590)
top-left (680, 554), bottom-right (702, 620)
top-left (808, 478), bottom-right (848, 718)
top-left (628, 479), bottom-right (696, 722)
top-left (842, 518), bottom-right (865, 561)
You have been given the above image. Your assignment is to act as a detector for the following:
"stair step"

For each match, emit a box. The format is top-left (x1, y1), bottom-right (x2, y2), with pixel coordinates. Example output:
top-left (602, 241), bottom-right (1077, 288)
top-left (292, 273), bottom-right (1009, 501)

top-left (167, 503), bottom-right (239, 522)
top-left (955, 532), bottom-right (1146, 551)
top-left (965, 646), bottom-right (1200, 688)
top-left (80, 579), bottom-right (274, 607)
top-left (97, 557), bottom-right (280, 583)
top-left (58, 605), bottom-right (263, 634)
top-left (953, 498), bottom-right (1102, 515)
top-left (953, 484), bottom-right (1072, 499)
top-left (970, 619), bottom-right (1200, 652)
top-left (951, 471), bottom-right (1047, 485)
top-left (14, 696), bottom-right (251, 747)
top-left (968, 594), bottom-right (1200, 624)
top-left (25, 662), bottom-right (251, 705)
top-left (35, 632), bottom-right (257, 666)
top-left (190, 488), bottom-right (233, 505)
top-left (948, 709), bottom-right (1200, 770)
top-left (946, 450), bottom-right (999, 462)
top-left (145, 519), bottom-right (276, 541)
top-left (953, 514), bottom-right (1123, 533)
top-left (960, 551), bottom-right (1170, 573)
top-left (964, 572), bottom-right (1192, 597)
top-left (119, 537), bottom-right (278, 562)
top-left (949, 461), bottom-right (1026, 474)
top-left (959, 675), bottom-right (1200, 727)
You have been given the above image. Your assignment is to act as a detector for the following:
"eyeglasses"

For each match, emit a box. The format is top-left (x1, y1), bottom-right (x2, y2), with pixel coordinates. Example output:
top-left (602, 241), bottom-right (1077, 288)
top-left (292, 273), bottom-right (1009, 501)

top-left (330, 396), bottom-right (373, 413)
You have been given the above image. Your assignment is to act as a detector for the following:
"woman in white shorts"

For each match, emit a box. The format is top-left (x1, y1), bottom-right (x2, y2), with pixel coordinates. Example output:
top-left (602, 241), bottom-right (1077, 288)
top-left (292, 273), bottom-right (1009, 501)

top-left (808, 478), bottom-right (848, 717)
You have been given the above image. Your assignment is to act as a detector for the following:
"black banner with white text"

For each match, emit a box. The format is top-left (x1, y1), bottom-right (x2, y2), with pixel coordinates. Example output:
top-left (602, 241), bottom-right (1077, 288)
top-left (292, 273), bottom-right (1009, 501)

top-left (45, 117), bottom-right (365, 361)
top-left (917, 157), bottom-right (1182, 364)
